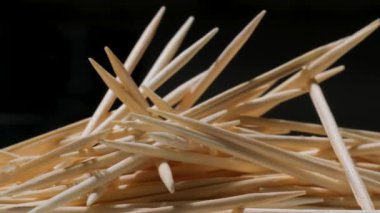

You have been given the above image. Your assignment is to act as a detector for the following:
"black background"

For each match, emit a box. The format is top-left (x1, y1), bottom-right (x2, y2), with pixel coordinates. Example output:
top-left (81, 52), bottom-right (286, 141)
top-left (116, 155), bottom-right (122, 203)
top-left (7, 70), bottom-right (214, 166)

top-left (1, 0), bottom-right (380, 146)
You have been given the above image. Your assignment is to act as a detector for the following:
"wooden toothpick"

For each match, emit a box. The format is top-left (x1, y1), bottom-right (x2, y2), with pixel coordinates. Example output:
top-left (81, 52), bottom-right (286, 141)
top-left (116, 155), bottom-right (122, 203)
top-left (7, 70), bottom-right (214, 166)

top-left (142, 16), bottom-right (194, 84)
top-left (178, 10), bottom-right (266, 110)
top-left (309, 82), bottom-right (374, 210)
top-left (146, 28), bottom-right (219, 91)
top-left (82, 7), bottom-right (166, 135)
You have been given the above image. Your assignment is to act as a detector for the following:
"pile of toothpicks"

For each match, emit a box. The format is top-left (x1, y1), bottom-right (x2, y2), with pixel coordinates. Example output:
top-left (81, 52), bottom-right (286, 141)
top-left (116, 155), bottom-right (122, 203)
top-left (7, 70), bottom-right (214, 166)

top-left (1, 6), bottom-right (380, 213)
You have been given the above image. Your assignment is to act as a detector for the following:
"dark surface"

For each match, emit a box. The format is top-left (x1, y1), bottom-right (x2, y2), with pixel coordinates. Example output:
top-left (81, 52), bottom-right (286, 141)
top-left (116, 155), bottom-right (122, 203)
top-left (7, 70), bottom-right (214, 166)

top-left (1, 0), bottom-right (380, 146)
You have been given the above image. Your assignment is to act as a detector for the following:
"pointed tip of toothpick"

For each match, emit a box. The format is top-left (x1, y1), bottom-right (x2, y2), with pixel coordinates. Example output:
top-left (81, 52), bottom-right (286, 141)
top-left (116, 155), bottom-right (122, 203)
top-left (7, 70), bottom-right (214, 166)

top-left (104, 46), bottom-right (117, 62)
top-left (363, 18), bottom-right (380, 33)
top-left (86, 195), bottom-right (96, 206)
top-left (250, 10), bottom-right (266, 25)
top-left (159, 6), bottom-right (166, 13)
top-left (168, 182), bottom-right (175, 193)
top-left (212, 27), bottom-right (220, 34)
top-left (337, 65), bottom-right (345, 70)
top-left (104, 46), bottom-right (116, 58)
top-left (88, 58), bottom-right (104, 73)
top-left (373, 18), bottom-right (380, 27)
top-left (184, 16), bottom-right (195, 28)
top-left (366, 18), bottom-right (380, 31)
top-left (259, 10), bottom-right (267, 17)
top-left (88, 57), bottom-right (96, 65)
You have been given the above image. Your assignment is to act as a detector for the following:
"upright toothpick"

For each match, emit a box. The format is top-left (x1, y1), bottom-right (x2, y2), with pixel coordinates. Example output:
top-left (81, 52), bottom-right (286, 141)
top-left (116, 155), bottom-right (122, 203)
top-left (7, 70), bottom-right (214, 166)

top-left (81, 7), bottom-right (166, 136)
top-left (146, 27), bottom-right (219, 91)
top-left (142, 16), bottom-right (195, 84)
top-left (177, 10), bottom-right (266, 110)
top-left (309, 82), bottom-right (374, 210)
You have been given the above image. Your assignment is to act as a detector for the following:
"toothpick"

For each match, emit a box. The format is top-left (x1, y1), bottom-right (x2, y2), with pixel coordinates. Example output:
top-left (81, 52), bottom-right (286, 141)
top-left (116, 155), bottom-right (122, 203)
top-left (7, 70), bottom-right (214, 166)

top-left (155, 159), bottom-right (176, 193)
top-left (142, 16), bottom-right (194, 84)
top-left (309, 82), bottom-right (374, 210)
top-left (183, 38), bottom-right (340, 119)
top-left (146, 28), bottom-right (218, 91)
top-left (177, 10), bottom-right (266, 110)
top-left (306, 19), bottom-right (380, 79)
top-left (86, 185), bottom-right (108, 206)
top-left (82, 7), bottom-right (166, 135)
top-left (125, 6), bottom-right (166, 73)
top-left (315, 65), bottom-right (345, 83)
